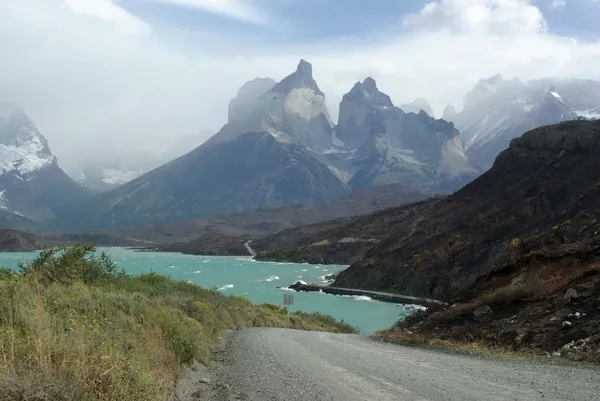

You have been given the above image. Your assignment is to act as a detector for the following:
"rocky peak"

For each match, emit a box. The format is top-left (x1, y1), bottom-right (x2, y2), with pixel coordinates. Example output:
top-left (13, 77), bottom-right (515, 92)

top-left (0, 103), bottom-right (54, 177)
top-left (345, 77), bottom-right (393, 109)
top-left (271, 59), bottom-right (324, 96)
top-left (360, 77), bottom-right (378, 93)
top-left (443, 104), bottom-right (458, 121)
top-left (228, 77), bottom-right (276, 123)
top-left (400, 98), bottom-right (434, 116)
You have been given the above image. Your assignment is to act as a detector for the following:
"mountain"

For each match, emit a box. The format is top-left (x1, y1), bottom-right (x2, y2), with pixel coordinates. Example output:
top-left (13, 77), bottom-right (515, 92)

top-left (0, 103), bottom-right (88, 222)
top-left (334, 119), bottom-right (600, 297)
top-left (330, 78), bottom-right (478, 192)
top-left (266, 119), bottom-right (600, 356)
top-left (442, 104), bottom-right (458, 121)
top-left (450, 75), bottom-right (599, 170)
top-left (400, 98), bottom-right (434, 116)
top-left (150, 184), bottom-right (433, 256)
top-left (52, 61), bottom-right (351, 232)
top-left (207, 60), bottom-right (335, 154)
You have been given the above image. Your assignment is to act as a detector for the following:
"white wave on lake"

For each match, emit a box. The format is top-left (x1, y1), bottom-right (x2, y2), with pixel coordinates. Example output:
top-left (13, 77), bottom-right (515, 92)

top-left (193, 270), bottom-right (201, 274)
top-left (217, 284), bottom-right (234, 291)
top-left (404, 304), bottom-right (427, 312)
top-left (262, 276), bottom-right (280, 282)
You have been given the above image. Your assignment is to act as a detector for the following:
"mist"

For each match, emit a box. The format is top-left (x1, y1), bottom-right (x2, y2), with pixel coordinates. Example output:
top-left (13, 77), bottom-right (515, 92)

top-left (1, 0), bottom-right (600, 172)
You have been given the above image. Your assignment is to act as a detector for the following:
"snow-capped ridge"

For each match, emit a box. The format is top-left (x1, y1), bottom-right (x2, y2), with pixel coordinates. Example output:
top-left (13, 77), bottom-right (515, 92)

top-left (0, 105), bottom-right (54, 177)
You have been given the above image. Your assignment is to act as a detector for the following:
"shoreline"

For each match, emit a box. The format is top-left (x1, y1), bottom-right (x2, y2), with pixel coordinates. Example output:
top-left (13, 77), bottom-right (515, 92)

top-left (288, 281), bottom-right (447, 307)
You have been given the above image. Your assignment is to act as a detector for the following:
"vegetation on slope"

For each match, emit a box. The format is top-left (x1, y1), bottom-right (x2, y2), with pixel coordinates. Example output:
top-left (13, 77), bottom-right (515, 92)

top-left (0, 245), bottom-right (355, 401)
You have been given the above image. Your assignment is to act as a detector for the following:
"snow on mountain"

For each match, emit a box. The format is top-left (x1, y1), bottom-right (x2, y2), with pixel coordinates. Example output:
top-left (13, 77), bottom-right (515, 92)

top-left (0, 102), bottom-right (88, 222)
top-left (0, 103), bottom-right (53, 179)
top-left (574, 107), bottom-right (600, 120)
top-left (450, 75), bottom-right (594, 170)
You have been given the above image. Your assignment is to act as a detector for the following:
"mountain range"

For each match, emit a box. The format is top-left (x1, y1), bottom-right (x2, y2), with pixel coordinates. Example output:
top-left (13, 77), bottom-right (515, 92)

top-left (1, 61), bottom-right (599, 233)
top-left (448, 75), bottom-right (600, 170)
top-left (260, 118), bottom-right (600, 357)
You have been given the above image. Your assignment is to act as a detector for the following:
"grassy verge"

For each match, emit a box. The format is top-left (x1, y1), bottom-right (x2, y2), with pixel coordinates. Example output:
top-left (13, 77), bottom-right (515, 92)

top-left (373, 329), bottom-right (531, 362)
top-left (0, 245), bottom-right (356, 401)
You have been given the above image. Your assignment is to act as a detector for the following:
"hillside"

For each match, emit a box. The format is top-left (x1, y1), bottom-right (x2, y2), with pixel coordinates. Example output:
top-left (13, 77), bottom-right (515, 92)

top-left (254, 197), bottom-right (440, 264)
top-left (132, 184), bottom-right (433, 254)
top-left (0, 245), bottom-right (353, 401)
top-left (263, 119), bottom-right (600, 357)
top-left (336, 119), bottom-right (600, 357)
top-left (334, 119), bottom-right (600, 297)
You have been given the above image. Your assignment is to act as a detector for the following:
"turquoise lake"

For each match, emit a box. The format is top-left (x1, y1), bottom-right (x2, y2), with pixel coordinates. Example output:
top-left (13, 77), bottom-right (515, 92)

top-left (0, 248), bottom-right (415, 334)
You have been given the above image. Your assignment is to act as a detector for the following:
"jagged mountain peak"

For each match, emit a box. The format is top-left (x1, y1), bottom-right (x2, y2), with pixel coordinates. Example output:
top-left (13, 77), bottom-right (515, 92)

top-left (345, 77), bottom-right (393, 109)
top-left (296, 59), bottom-right (313, 77)
top-left (271, 59), bottom-right (324, 96)
top-left (0, 103), bottom-right (54, 177)
top-left (400, 98), bottom-right (434, 116)
top-left (352, 77), bottom-right (379, 93)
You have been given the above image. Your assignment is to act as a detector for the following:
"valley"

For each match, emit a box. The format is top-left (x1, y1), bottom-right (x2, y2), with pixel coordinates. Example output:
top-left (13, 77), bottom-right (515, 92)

top-left (2, 57), bottom-right (600, 399)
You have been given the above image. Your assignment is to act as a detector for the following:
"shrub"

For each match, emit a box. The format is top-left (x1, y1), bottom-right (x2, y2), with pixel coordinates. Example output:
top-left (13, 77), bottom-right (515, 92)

top-left (18, 244), bottom-right (123, 284)
top-left (0, 246), bottom-right (356, 401)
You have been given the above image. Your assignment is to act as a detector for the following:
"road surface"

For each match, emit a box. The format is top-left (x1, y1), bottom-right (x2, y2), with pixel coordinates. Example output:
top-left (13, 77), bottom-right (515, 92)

top-left (243, 240), bottom-right (256, 256)
top-left (207, 328), bottom-right (600, 401)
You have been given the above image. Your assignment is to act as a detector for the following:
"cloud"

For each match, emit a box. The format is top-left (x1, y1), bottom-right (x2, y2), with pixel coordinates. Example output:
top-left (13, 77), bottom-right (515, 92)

top-left (0, 0), bottom-right (599, 172)
top-left (404, 0), bottom-right (547, 35)
top-left (145, 0), bottom-right (271, 25)
top-left (551, 0), bottom-right (567, 9)
top-left (63, 0), bottom-right (150, 34)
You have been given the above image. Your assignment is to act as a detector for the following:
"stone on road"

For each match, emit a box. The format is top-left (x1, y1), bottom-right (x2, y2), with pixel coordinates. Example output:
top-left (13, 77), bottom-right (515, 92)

top-left (210, 328), bottom-right (600, 401)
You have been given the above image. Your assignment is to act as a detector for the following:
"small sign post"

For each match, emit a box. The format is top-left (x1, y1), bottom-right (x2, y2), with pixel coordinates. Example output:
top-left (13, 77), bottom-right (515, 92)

top-left (283, 294), bottom-right (294, 322)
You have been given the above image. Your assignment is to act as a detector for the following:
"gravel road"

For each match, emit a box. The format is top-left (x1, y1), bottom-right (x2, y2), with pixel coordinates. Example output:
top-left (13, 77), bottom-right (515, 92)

top-left (206, 328), bottom-right (600, 401)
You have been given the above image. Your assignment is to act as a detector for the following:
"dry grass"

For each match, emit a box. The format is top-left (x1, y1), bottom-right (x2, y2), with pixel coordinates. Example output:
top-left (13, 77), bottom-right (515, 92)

top-left (428, 262), bottom-right (600, 324)
top-left (0, 245), bottom-right (356, 401)
top-left (373, 329), bottom-right (529, 361)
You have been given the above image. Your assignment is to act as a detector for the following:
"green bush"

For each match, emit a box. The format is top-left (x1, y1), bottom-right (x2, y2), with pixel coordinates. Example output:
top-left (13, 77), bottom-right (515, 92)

top-left (18, 244), bottom-right (124, 284)
top-left (0, 245), bottom-right (356, 401)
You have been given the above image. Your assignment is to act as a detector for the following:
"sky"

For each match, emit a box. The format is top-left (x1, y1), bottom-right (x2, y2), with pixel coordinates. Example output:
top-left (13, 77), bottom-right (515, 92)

top-left (1, 0), bottom-right (600, 170)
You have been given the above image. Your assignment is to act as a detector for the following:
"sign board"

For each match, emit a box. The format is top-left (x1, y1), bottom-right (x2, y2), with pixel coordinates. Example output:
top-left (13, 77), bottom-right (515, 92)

top-left (283, 294), bottom-right (294, 306)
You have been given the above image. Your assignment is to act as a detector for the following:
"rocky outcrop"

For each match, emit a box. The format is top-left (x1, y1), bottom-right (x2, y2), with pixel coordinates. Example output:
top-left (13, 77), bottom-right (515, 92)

top-left (209, 60), bottom-right (335, 154)
top-left (330, 79), bottom-right (477, 192)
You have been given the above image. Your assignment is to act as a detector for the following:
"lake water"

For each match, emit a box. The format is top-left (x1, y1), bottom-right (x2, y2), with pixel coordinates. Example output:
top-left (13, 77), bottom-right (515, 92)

top-left (0, 248), bottom-right (414, 334)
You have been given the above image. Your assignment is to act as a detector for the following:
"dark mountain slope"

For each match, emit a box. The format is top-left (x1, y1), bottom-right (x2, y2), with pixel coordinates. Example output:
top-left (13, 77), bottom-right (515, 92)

top-left (335, 119), bottom-right (600, 298)
top-left (254, 197), bottom-right (440, 264)
top-left (54, 132), bottom-right (349, 232)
